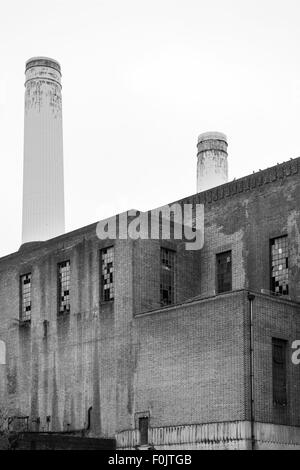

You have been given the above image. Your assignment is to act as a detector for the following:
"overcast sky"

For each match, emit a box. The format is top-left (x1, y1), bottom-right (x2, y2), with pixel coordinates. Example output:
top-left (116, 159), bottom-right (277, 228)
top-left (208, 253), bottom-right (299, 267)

top-left (0, 0), bottom-right (300, 257)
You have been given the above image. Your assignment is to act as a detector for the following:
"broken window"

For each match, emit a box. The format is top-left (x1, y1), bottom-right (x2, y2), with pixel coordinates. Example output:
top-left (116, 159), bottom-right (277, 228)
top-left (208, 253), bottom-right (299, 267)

top-left (271, 236), bottom-right (289, 295)
top-left (160, 247), bottom-right (175, 306)
top-left (216, 251), bottom-right (232, 293)
top-left (101, 247), bottom-right (114, 301)
top-left (272, 338), bottom-right (287, 406)
top-left (20, 273), bottom-right (32, 322)
top-left (139, 417), bottom-right (149, 445)
top-left (58, 261), bottom-right (70, 314)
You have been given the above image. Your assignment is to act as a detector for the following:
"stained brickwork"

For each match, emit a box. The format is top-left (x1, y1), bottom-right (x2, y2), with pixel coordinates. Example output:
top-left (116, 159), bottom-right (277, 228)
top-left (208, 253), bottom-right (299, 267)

top-left (0, 157), bottom-right (299, 448)
top-left (252, 295), bottom-right (300, 426)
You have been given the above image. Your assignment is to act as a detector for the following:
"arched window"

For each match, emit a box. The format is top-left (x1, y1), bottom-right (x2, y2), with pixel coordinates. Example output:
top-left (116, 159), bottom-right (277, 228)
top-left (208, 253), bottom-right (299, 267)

top-left (0, 340), bottom-right (6, 365)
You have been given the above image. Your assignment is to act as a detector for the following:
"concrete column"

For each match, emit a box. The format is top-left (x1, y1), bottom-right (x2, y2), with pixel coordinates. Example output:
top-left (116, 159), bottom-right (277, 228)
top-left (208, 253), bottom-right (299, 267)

top-left (22, 57), bottom-right (65, 243)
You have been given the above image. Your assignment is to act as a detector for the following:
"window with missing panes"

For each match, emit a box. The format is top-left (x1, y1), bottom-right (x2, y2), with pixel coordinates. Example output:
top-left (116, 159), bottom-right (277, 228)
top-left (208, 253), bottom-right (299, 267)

top-left (272, 338), bottom-right (287, 406)
top-left (58, 261), bottom-right (70, 314)
top-left (216, 251), bottom-right (232, 293)
top-left (101, 247), bottom-right (114, 301)
top-left (20, 273), bottom-right (32, 321)
top-left (160, 247), bottom-right (175, 306)
top-left (271, 236), bottom-right (289, 295)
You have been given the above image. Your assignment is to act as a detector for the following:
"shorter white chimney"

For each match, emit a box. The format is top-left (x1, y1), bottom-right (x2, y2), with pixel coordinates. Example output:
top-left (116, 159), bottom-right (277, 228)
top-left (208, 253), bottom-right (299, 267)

top-left (197, 131), bottom-right (228, 192)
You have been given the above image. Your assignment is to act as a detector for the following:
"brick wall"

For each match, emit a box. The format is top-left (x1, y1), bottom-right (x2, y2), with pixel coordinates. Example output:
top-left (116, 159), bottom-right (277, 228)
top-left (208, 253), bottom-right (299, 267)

top-left (176, 157), bottom-right (300, 301)
top-left (0, 228), bottom-right (117, 437)
top-left (0, 158), bottom-right (299, 447)
top-left (252, 294), bottom-right (300, 426)
top-left (130, 291), bottom-right (248, 430)
top-left (132, 238), bottom-right (201, 315)
top-left (116, 290), bottom-right (300, 448)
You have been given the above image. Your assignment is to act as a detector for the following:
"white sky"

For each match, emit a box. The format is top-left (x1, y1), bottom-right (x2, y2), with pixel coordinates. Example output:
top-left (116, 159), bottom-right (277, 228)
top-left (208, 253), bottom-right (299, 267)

top-left (1, 0), bottom-right (300, 257)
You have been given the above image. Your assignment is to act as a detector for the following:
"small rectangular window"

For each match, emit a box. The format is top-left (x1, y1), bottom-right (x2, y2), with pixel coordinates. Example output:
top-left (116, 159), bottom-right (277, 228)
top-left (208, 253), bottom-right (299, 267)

top-left (20, 273), bottom-right (32, 322)
top-left (216, 251), bottom-right (232, 293)
top-left (139, 417), bottom-right (149, 445)
top-left (272, 338), bottom-right (287, 406)
top-left (101, 247), bottom-right (114, 301)
top-left (58, 261), bottom-right (70, 314)
top-left (160, 247), bottom-right (175, 306)
top-left (271, 236), bottom-right (289, 295)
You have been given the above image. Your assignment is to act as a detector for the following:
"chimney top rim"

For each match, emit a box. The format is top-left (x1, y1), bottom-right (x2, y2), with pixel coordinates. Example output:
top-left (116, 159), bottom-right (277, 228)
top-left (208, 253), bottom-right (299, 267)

top-left (198, 131), bottom-right (227, 144)
top-left (25, 57), bottom-right (61, 73)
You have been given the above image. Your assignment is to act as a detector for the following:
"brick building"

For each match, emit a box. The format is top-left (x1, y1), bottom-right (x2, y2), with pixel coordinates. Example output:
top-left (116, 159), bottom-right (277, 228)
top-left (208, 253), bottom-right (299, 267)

top-left (0, 155), bottom-right (300, 449)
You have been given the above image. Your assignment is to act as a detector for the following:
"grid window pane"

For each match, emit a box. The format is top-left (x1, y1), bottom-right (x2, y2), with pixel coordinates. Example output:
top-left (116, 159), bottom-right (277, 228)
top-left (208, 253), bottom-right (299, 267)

top-left (101, 247), bottom-right (114, 301)
top-left (160, 248), bottom-right (175, 306)
top-left (58, 260), bottom-right (70, 313)
top-left (216, 251), bottom-right (232, 293)
top-left (20, 273), bottom-right (32, 321)
top-left (271, 236), bottom-right (289, 295)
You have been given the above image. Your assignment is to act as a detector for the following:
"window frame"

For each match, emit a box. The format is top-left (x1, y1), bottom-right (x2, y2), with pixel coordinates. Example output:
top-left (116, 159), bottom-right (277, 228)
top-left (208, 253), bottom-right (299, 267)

top-left (272, 337), bottom-right (288, 406)
top-left (216, 250), bottom-right (232, 294)
top-left (100, 246), bottom-right (114, 302)
top-left (20, 272), bottom-right (32, 323)
top-left (160, 246), bottom-right (176, 307)
top-left (270, 235), bottom-right (289, 296)
top-left (57, 260), bottom-right (71, 315)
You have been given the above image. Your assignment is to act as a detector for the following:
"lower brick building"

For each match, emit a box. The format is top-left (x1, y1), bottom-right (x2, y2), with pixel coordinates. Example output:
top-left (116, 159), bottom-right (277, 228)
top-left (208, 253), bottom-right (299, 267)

top-left (0, 157), bottom-right (300, 449)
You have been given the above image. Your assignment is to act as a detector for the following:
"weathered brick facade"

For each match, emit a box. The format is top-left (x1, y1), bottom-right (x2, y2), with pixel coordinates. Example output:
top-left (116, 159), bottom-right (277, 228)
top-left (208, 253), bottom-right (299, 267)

top-left (0, 157), bottom-right (300, 449)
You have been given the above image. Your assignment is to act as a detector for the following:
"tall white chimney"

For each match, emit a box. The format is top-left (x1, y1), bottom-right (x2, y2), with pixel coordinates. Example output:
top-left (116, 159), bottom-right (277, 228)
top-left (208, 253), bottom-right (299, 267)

top-left (22, 57), bottom-right (65, 244)
top-left (197, 131), bottom-right (228, 193)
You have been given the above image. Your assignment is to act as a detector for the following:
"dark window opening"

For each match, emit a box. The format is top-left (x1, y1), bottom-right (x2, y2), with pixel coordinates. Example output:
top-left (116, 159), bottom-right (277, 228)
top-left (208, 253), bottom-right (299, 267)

top-left (139, 417), bottom-right (149, 445)
top-left (216, 251), bottom-right (232, 293)
top-left (43, 320), bottom-right (49, 338)
top-left (101, 247), bottom-right (114, 301)
top-left (58, 261), bottom-right (70, 314)
top-left (160, 247), bottom-right (175, 306)
top-left (271, 236), bottom-right (289, 296)
top-left (272, 338), bottom-right (287, 406)
top-left (20, 273), bottom-right (32, 322)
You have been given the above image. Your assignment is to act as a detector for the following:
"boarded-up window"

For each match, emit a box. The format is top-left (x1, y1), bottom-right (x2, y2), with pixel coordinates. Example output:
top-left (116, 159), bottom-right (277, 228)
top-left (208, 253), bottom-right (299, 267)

top-left (216, 251), bottom-right (232, 293)
top-left (272, 338), bottom-right (287, 405)
top-left (0, 340), bottom-right (5, 365)
top-left (139, 417), bottom-right (149, 445)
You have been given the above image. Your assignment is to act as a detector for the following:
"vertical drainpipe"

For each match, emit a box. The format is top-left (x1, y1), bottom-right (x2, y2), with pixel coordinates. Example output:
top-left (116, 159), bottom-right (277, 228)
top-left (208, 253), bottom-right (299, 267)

top-left (248, 292), bottom-right (256, 450)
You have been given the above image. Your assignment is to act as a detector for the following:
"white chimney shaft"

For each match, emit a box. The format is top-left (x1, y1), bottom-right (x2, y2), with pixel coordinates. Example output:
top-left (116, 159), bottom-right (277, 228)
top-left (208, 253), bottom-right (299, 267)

top-left (197, 131), bottom-right (228, 193)
top-left (22, 57), bottom-right (65, 244)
